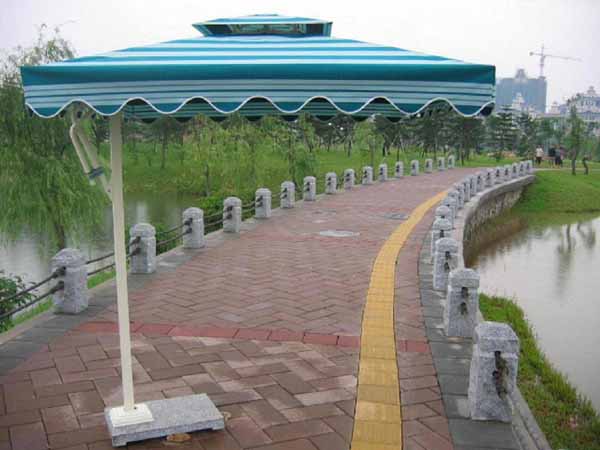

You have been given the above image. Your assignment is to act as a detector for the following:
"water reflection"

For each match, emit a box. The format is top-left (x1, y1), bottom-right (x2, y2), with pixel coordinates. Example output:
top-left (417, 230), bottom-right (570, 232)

top-left (0, 192), bottom-right (199, 283)
top-left (470, 215), bottom-right (600, 412)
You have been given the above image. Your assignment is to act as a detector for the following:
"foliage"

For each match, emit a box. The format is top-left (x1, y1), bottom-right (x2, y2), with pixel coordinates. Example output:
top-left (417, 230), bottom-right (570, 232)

top-left (486, 107), bottom-right (518, 160)
top-left (0, 26), bottom-right (106, 250)
top-left (0, 271), bottom-right (34, 331)
top-left (480, 294), bottom-right (600, 449)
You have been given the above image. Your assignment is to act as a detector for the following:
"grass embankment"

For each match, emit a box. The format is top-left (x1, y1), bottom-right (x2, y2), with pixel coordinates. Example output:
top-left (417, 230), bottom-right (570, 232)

top-left (480, 295), bottom-right (600, 449)
top-left (476, 170), bottom-right (600, 449)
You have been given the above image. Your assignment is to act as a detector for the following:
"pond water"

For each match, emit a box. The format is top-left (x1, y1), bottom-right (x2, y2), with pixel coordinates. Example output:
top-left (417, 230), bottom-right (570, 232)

top-left (0, 192), bottom-right (199, 283)
top-left (468, 215), bottom-right (600, 412)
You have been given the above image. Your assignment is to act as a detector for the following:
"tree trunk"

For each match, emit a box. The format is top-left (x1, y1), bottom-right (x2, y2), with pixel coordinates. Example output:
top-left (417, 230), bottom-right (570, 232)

top-left (204, 163), bottom-right (211, 196)
top-left (571, 158), bottom-right (576, 175)
top-left (160, 135), bottom-right (167, 170)
top-left (583, 157), bottom-right (589, 175)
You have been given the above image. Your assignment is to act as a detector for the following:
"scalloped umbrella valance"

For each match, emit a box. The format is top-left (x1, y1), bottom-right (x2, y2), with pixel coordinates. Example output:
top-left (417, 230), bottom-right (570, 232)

top-left (21, 14), bottom-right (495, 121)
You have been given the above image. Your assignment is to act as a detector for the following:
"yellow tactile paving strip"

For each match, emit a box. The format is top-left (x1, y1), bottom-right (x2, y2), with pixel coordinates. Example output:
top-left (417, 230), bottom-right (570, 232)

top-left (351, 191), bottom-right (447, 450)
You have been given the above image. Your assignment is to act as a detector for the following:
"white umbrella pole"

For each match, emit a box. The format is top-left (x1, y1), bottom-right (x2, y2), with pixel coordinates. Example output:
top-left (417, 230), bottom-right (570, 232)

top-left (109, 114), bottom-right (135, 411)
top-left (108, 114), bottom-right (153, 425)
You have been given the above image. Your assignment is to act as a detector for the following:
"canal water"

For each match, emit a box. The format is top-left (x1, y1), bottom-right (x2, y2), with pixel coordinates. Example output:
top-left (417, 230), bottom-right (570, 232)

top-left (0, 192), bottom-right (199, 283)
top-left (467, 215), bottom-right (600, 412)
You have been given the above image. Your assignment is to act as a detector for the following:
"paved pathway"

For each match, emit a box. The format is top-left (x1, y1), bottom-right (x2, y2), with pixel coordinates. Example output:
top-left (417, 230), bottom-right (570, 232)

top-left (0, 168), bottom-right (475, 450)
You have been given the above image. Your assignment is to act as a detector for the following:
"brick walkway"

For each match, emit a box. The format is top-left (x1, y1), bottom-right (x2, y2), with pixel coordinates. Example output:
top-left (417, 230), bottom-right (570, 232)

top-left (0, 168), bottom-right (474, 450)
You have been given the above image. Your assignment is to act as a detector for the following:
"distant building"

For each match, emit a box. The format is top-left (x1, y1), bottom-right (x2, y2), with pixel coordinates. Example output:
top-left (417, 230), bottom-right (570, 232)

top-left (496, 69), bottom-right (547, 114)
top-left (544, 86), bottom-right (600, 124)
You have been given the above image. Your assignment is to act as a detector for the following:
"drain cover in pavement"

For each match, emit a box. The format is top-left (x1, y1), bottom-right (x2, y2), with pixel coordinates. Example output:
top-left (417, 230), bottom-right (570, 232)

top-left (384, 212), bottom-right (409, 220)
top-left (319, 230), bottom-right (360, 238)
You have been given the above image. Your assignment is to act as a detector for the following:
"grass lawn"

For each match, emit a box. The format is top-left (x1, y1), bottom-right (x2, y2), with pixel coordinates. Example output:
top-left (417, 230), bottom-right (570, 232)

top-left (480, 294), bottom-right (600, 449)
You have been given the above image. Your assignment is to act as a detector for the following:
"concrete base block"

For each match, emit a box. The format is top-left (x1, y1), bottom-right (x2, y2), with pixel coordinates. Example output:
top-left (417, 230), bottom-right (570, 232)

top-left (105, 395), bottom-right (225, 447)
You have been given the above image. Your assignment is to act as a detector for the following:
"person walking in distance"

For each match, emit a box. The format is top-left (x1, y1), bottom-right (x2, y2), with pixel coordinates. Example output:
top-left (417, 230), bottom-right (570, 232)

top-left (535, 146), bottom-right (544, 166)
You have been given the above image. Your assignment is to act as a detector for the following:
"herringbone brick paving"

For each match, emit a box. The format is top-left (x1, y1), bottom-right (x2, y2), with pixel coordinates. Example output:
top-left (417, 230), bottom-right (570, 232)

top-left (0, 169), bottom-right (473, 449)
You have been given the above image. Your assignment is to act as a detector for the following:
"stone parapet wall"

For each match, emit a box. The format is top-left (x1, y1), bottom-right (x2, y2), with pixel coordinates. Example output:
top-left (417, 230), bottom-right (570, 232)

top-left (453, 175), bottom-right (535, 264)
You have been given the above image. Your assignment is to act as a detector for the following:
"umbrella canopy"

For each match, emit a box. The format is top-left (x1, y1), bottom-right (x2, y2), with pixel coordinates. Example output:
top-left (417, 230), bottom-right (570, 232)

top-left (21, 14), bottom-right (495, 121)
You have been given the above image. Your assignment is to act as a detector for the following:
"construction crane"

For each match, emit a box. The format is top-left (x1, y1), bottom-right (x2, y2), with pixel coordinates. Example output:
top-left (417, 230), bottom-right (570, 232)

top-left (530, 44), bottom-right (581, 78)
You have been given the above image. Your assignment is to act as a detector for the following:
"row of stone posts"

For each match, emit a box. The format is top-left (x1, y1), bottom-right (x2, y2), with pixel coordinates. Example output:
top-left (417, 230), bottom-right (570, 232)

top-left (430, 160), bottom-right (532, 423)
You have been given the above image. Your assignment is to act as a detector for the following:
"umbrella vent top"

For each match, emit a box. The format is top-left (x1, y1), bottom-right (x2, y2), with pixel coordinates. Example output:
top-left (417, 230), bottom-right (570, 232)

top-left (193, 14), bottom-right (332, 37)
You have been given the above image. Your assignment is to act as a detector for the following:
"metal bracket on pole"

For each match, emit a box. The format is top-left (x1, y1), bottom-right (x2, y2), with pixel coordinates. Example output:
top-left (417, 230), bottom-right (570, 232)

top-left (69, 108), bottom-right (112, 200)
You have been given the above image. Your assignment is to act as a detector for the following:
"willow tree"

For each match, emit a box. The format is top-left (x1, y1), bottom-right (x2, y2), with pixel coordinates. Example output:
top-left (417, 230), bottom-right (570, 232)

top-left (0, 26), bottom-right (106, 250)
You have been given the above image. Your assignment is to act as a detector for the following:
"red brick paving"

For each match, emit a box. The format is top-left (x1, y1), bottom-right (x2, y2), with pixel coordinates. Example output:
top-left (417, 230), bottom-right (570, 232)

top-left (0, 169), bottom-right (473, 449)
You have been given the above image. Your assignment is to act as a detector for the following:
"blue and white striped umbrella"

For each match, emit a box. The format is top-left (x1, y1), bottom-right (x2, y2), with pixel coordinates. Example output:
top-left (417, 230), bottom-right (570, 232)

top-left (21, 14), bottom-right (496, 120)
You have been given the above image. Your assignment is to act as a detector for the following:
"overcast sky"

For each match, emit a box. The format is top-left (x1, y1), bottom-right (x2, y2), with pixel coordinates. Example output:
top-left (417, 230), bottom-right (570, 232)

top-left (1, 0), bottom-right (598, 108)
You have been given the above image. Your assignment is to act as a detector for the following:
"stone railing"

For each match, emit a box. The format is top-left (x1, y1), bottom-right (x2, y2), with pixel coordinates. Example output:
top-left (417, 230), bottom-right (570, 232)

top-left (427, 160), bottom-right (551, 450)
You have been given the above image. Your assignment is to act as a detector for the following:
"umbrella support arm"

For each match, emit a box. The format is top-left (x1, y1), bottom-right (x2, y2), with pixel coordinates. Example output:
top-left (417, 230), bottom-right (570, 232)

top-left (69, 111), bottom-right (112, 200)
top-left (106, 113), bottom-right (153, 427)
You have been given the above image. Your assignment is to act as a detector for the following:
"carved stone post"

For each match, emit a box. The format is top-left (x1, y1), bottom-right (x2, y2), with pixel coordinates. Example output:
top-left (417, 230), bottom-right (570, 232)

top-left (51, 249), bottom-right (88, 314)
top-left (395, 161), bottom-right (404, 178)
top-left (444, 268), bottom-right (479, 338)
top-left (469, 322), bottom-right (519, 422)
top-left (183, 207), bottom-right (205, 249)
top-left (378, 164), bottom-right (388, 182)
top-left (129, 223), bottom-right (156, 274)
top-left (303, 176), bottom-right (316, 201)
top-left (281, 181), bottom-right (295, 208)
top-left (433, 238), bottom-right (459, 291)
top-left (362, 166), bottom-right (373, 185)
top-left (410, 160), bottom-right (419, 176)
top-left (223, 197), bottom-right (242, 233)
top-left (343, 169), bottom-right (355, 189)
top-left (255, 188), bottom-right (272, 219)
top-left (325, 172), bottom-right (337, 194)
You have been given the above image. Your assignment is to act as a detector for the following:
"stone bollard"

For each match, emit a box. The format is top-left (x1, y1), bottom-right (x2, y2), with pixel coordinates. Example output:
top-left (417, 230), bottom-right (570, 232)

top-left (281, 181), bottom-right (295, 208)
top-left (362, 166), bottom-right (373, 185)
top-left (303, 176), bottom-right (316, 201)
top-left (410, 160), bottom-right (419, 176)
top-left (526, 160), bottom-right (533, 174)
top-left (255, 188), bottom-right (272, 219)
top-left (437, 156), bottom-right (446, 171)
top-left (442, 196), bottom-right (457, 223)
top-left (511, 163), bottom-right (518, 179)
top-left (430, 217), bottom-right (452, 260)
top-left (453, 183), bottom-right (465, 208)
top-left (485, 169), bottom-right (494, 188)
top-left (223, 197), bottom-right (242, 233)
top-left (463, 178), bottom-right (471, 202)
top-left (51, 248), bottom-right (88, 314)
top-left (444, 268), bottom-right (479, 338)
top-left (494, 166), bottom-right (503, 185)
top-left (378, 163), bottom-right (388, 182)
top-left (469, 322), bottom-right (519, 422)
top-left (435, 205), bottom-right (452, 222)
top-left (325, 172), bottom-right (337, 194)
top-left (395, 161), bottom-right (404, 178)
top-left (183, 207), bottom-right (205, 249)
top-left (448, 189), bottom-right (461, 211)
top-left (447, 155), bottom-right (455, 169)
top-left (519, 162), bottom-right (526, 177)
top-left (470, 175), bottom-right (478, 195)
top-left (129, 223), bottom-right (156, 274)
top-left (433, 238), bottom-right (459, 291)
top-left (476, 172), bottom-right (485, 193)
top-left (424, 158), bottom-right (433, 173)
top-left (343, 169), bottom-right (355, 189)
top-left (503, 165), bottom-right (511, 181)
